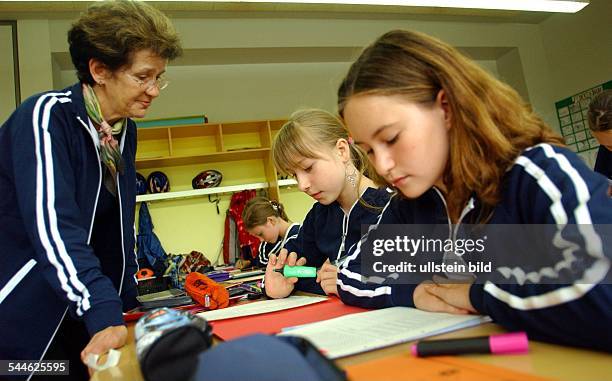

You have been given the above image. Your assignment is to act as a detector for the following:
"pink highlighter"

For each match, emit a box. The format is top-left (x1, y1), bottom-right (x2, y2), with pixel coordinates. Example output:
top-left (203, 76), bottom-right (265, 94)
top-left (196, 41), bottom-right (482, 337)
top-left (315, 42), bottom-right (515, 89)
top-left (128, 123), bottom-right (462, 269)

top-left (411, 332), bottom-right (529, 357)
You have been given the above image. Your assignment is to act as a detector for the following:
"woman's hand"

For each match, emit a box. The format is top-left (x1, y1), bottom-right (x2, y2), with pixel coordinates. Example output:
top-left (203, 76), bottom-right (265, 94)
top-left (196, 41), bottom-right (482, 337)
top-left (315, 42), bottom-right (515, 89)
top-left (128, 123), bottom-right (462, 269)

top-left (413, 281), bottom-right (472, 314)
top-left (316, 259), bottom-right (339, 296)
top-left (264, 249), bottom-right (307, 299)
top-left (80, 325), bottom-right (127, 372)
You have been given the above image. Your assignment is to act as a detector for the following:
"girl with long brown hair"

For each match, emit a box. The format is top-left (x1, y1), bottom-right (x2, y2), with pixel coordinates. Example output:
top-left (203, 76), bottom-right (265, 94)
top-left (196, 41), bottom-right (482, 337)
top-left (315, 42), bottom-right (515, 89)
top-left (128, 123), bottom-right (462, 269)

top-left (336, 29), bottom-right (611, 350)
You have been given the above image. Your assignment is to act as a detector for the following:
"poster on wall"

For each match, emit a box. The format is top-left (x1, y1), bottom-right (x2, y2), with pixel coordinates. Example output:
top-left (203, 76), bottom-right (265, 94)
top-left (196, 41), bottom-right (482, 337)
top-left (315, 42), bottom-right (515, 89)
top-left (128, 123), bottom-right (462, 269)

top-left (555, 80), bottom-right (611, 153)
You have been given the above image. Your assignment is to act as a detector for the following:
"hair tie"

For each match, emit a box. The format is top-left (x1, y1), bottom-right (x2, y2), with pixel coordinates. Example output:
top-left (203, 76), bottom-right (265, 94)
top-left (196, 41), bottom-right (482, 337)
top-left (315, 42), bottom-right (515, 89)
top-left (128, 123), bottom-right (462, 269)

top-left (269, 200), bottom-right (279, 211)
top-left (347, 136), bottom-right (355, 145)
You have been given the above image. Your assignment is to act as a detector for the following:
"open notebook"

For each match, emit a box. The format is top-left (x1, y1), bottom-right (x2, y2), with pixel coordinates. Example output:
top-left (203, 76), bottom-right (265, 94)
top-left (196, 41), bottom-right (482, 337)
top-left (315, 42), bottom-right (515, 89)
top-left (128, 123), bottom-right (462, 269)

top-left (278, 306), bottom-right (491, 359)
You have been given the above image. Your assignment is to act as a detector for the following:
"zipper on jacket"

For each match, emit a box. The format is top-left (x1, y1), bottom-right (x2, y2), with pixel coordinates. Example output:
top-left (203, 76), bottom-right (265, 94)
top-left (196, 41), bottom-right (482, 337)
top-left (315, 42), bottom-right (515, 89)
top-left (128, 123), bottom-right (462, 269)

top-left (432, 187), bottom-right (475, 241)
top-left (77, 115), bottom-right (128, 295)
top-left (432, 187), bottom-right (476, 279)
top-left (336, 188), bottom-right (369, 263)
top-left (116, 126), bottom-right (128, 294)
top-left (76, 116), bottom-right (102, 245)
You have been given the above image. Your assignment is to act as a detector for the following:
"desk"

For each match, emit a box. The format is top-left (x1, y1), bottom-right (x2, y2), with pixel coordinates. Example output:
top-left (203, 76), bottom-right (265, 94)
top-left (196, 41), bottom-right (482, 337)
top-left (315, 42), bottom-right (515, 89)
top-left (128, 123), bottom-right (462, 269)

top-left (91, 321), bottom-right (611, 381)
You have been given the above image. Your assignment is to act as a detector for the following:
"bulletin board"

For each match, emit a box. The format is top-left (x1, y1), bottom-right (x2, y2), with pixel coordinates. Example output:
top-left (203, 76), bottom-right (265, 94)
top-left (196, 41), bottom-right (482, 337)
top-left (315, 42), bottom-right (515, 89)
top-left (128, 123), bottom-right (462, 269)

top-left (555, 80), bottom-right (611, 153)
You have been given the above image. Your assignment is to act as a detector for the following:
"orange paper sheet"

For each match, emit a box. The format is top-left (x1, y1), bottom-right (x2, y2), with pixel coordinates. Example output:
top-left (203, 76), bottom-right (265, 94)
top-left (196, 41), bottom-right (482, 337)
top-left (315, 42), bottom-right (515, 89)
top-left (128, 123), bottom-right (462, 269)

top-left (346, 353), bottom-right (553, 381)
top-left (210, 297), bottom-right (367, 341)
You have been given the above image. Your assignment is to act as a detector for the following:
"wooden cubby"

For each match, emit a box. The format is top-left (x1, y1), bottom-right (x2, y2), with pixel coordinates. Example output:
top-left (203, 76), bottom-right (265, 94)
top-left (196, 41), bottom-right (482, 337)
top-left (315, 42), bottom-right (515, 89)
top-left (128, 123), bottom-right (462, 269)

top-left (135, 117), bottom-right (297, 203)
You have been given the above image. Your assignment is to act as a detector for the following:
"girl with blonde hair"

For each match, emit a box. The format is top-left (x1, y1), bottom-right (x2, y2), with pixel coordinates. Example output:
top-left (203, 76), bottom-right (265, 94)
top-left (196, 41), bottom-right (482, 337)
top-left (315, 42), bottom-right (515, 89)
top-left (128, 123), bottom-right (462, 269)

top-left (263, 109), bottom-right (391, 299)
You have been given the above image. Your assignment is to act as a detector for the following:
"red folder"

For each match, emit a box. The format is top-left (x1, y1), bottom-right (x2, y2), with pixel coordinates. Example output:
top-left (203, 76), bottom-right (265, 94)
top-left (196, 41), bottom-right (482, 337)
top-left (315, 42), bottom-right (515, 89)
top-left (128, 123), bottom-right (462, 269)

top-left (210, 297), bottom-right (368, 341)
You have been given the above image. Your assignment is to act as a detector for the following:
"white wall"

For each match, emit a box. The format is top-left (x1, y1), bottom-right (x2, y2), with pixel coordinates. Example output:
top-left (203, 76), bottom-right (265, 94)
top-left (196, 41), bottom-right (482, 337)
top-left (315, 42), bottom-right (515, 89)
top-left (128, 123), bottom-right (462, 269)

top-left (17, 20), bottom-right (53, 101)
top-left (0, 24), bottom-right (17, 123)
top-left (48, 17), bottom-right (550, 125)
top-left (60, 62), bottom-right (352, 121)
top-left (58, 59), bottom-right (499, 122)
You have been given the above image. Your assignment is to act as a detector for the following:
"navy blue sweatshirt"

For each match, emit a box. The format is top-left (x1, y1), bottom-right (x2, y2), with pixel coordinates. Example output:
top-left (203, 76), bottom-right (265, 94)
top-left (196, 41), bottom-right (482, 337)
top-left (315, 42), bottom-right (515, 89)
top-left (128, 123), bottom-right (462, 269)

top-left (0, 84), bottom-right (138, 362)
top-left (594, 145), bottom-right (612, 181)
top-left (338, 144), bottom-right (612, 351)
top-left (257, 222), bottom-right (301, 265)
top-left (286, 187), bottom-right (391, 294)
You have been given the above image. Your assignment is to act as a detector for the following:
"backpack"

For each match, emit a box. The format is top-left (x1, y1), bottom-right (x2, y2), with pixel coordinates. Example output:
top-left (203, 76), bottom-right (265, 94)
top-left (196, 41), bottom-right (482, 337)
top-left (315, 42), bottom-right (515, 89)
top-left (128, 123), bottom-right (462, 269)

top-left (137, 202), bottom-right (167, 275)
top-left (222, 190), bottom-right (260, 264)
top-left (135, 308), bottom-right (212, 381)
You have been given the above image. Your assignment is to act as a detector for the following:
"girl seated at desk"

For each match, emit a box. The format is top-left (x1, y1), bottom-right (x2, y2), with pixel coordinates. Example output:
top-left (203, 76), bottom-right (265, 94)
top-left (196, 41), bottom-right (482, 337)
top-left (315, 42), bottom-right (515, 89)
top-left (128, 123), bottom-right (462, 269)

top-left (243, 197), bottom-right (301, 266)
top-left (336, 29), bottom-right (612, 351)
top-left (263, 109), bottom-right (391, 299)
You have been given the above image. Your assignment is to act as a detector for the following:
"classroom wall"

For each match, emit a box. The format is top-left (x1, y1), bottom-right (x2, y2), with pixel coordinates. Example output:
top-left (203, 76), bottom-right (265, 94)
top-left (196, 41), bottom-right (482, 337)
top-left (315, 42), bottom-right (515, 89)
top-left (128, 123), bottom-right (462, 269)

top-left (538, 0), bottom-right (612, 166)
top-left (17, 20), bottom-right (53, 102)
top-left (47, 17), bottom-right (548, 123)
top-left (0, 24), bottom-right (17, 123)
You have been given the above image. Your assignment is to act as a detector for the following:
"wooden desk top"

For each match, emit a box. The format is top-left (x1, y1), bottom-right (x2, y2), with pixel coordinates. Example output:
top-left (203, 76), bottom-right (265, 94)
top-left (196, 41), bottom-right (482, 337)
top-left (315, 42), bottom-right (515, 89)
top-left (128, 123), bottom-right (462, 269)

top-left (91, 320), bottom-right (611, 381)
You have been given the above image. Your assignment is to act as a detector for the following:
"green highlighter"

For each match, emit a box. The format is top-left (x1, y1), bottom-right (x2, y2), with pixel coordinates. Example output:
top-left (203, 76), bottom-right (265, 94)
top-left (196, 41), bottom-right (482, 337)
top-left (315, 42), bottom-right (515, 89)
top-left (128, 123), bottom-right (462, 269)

top-left (274, 265), bottom-right (317, 278)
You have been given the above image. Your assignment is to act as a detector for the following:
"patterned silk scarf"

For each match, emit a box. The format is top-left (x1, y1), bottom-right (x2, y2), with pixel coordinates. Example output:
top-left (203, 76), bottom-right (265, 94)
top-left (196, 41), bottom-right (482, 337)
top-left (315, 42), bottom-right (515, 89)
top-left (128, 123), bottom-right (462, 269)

top-left (82, 84), bottom-right (126, 196)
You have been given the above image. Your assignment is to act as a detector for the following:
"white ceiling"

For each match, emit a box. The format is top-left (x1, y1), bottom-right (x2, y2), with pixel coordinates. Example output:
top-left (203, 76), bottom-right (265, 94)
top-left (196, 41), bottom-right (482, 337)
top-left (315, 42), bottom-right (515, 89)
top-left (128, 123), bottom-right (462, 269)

top-left (0, 1), bottom-right (565, 23)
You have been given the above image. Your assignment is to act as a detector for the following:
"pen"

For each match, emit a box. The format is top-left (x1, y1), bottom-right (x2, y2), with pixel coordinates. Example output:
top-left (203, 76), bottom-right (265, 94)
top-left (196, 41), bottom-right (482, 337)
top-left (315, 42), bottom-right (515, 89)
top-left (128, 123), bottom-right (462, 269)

top-left (274, 265), bottom-right (317, 278)
top-left (411, 332), bottom-right (529, 357)
top-left (238, 283), bottom-right (261, 293)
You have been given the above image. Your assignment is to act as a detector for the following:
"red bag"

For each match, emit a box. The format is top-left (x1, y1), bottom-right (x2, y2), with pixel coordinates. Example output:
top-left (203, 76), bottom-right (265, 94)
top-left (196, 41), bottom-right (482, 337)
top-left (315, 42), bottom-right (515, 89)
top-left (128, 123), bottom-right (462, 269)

top-left (185, 272), bottom-right (229, 310)
top-left (223, 190), bottom-right (260, 264)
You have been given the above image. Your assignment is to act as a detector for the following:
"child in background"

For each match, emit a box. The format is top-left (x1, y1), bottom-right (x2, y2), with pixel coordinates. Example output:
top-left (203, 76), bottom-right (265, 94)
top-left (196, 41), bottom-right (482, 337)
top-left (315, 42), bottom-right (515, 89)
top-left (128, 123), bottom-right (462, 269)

top-left (588, 89), bottom-right (612, 195)
top-left (263, 109), bottom-right (391, 299)
top-left (242, 197), bottom-right (301, 267)
top-left (337, 29), bottom-right (612, 351)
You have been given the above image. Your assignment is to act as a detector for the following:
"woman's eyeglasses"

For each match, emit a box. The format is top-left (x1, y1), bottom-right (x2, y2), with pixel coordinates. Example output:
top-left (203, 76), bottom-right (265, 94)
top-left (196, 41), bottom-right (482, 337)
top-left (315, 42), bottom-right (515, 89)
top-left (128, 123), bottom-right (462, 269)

top-left (126, 73), bottom-right (169, 91)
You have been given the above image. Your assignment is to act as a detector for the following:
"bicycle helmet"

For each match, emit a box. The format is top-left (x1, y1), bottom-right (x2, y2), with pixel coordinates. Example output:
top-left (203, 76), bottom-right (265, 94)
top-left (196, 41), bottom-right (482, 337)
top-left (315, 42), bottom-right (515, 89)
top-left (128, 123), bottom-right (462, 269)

top-left (136, 172), bottom-right (147, 195)
top-left (192, 170), bottom-right (223, 189)
top-left (147, 171), bottom-right (170, 193)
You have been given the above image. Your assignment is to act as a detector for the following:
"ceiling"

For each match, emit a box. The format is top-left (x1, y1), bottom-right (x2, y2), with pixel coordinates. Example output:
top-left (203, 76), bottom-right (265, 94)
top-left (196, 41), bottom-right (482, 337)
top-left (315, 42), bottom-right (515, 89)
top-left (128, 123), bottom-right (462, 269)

top-left (0, 1), bottom-right (566, 23)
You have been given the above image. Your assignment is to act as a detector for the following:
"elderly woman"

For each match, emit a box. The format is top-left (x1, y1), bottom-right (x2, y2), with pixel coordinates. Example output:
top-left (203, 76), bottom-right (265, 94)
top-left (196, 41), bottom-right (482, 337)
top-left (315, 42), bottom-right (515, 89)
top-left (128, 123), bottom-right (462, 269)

top-left (0, 0), bottom-right (181, 378)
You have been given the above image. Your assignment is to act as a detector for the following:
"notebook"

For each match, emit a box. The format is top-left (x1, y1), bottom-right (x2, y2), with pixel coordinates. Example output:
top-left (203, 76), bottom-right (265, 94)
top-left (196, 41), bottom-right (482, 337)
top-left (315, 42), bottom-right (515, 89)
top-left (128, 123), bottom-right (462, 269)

top-left (278, 306), bottom-right (491, 359)
top-left (196, 295), bottom-right (327, 322)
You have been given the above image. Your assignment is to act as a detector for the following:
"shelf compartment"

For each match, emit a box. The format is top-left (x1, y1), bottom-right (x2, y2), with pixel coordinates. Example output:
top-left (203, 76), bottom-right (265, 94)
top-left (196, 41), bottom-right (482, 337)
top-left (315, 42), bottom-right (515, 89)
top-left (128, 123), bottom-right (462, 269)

top-left (269, 119), bottom-right (286, 131)
top-left (136, 127), bottom-right (171, 160)
top-left (170, 124), bottom-right (221, 157)
top-left (221, 121), bottom-right (268, 151)
top-left (135, 148), bottom-right (270, 170)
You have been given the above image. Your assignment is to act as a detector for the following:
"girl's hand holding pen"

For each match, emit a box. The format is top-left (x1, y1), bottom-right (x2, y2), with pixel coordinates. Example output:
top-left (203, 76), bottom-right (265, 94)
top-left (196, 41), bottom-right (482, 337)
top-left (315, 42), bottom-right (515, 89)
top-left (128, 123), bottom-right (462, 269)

top-left (264, 248), bottom-right (307, 299)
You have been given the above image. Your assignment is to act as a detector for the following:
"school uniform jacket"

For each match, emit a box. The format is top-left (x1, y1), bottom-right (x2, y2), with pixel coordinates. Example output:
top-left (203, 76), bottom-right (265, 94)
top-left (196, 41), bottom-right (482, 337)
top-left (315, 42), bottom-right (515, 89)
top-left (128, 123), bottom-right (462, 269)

top-left (594, 145), bottom-right (612, 181)
top-left (0, 83), bottom-right (138, 361)
top-left (257, 222), bottom-right (301, 265)
top-left (338, 144), bottom-right (612, 351)
top-left (287, 187), bottom-right (391, 294)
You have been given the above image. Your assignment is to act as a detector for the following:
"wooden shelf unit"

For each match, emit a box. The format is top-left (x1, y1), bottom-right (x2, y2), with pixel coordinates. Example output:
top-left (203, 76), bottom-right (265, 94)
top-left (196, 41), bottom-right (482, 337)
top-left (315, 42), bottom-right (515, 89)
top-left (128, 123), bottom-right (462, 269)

top-left (135, 118), bottom-right (288, 202)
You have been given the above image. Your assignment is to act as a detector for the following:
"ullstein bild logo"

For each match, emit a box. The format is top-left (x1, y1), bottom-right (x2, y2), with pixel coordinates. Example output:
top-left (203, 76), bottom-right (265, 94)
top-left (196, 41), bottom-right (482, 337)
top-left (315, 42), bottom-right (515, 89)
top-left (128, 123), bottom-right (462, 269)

top-left (372, 261), bottom-right (492, 274)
